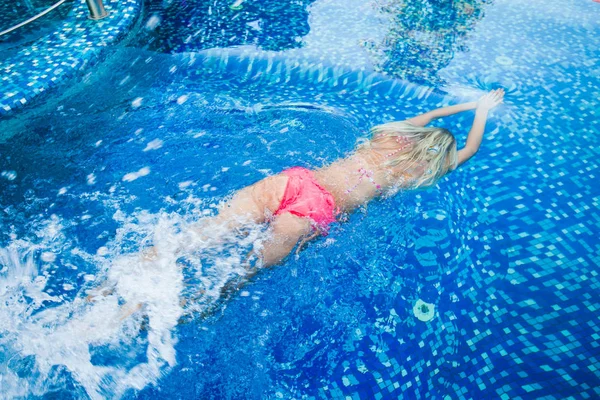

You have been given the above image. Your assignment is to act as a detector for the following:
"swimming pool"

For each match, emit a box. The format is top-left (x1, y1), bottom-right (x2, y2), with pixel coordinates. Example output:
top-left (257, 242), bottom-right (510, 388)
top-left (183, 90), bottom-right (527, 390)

top-left (0, 0), bottom-right (599, 398)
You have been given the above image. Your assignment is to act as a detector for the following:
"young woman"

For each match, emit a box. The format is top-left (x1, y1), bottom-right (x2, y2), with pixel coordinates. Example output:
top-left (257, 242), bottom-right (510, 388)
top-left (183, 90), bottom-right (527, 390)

top-left (191, 88), bottom-right (505, 269)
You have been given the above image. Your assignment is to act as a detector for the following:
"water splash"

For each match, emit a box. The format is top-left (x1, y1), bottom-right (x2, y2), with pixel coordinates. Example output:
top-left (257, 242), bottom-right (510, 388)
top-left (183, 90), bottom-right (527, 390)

top-left (0, 204), bottom-right (267, 398)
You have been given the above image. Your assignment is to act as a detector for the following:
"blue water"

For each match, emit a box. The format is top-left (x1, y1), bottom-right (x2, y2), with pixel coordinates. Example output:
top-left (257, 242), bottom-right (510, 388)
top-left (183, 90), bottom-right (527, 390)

top-left (1, 0), bottom-right (599, 399)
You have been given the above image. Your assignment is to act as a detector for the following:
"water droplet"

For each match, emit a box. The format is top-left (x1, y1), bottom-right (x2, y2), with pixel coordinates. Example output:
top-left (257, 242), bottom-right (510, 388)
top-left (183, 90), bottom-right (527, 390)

top-left (41, 252), bottom-right (56, 262)
top-left (1, 170), bottom-right (17, 181)
top-left (131, 97), bottom-right (143, 108)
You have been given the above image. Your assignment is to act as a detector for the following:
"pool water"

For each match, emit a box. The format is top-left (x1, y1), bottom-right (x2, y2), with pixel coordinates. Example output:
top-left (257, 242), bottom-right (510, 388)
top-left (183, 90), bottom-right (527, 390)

top-left (0, 0), bottom-right (599, 399)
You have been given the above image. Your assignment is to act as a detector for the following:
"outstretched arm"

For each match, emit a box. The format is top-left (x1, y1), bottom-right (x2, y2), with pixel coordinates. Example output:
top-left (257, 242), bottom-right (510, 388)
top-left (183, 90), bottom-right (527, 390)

top-left (456, 89), bottom-right (504, 167)
top-left (404, 101), bottom-right (477, 127)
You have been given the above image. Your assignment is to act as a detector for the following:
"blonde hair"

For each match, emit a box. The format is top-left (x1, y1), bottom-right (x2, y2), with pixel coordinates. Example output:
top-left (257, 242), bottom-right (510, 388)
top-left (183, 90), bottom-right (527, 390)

top-left (358, 121), bottom-right (458, 188)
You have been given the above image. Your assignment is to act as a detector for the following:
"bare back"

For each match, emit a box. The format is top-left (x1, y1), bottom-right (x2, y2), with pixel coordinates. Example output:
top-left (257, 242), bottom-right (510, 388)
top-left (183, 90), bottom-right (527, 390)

top-left (313, 149), bottom-right (406, 212)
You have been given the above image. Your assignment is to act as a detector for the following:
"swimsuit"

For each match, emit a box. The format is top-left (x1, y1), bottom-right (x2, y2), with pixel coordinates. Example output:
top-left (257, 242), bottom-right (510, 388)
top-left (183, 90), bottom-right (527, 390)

top-left (274, 167), bottom-right (337, 231)
top-left (273, 134), bottom-right (417, 232)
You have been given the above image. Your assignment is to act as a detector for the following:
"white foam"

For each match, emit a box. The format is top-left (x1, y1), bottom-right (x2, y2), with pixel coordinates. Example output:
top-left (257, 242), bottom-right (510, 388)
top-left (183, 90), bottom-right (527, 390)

top-left (143, 139), bottom-right (164, 152)
top-left (0, 206), bottom-right (268, 399)
top-left (40, 251), bottom-right (56, 262)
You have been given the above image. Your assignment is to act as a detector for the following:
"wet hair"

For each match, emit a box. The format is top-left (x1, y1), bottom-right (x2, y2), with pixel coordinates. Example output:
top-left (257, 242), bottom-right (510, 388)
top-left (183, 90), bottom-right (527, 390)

top-left (358, 121), bottom-right (458, 188)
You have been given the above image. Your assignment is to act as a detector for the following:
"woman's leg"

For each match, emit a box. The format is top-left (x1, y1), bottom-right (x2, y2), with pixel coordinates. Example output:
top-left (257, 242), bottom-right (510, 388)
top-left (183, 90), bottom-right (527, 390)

top-left (258, 212), bottom-right (314, 268)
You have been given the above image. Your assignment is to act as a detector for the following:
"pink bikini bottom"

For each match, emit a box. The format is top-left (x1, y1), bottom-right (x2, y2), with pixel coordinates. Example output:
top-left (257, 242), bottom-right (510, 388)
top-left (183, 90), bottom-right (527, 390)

top-left (274, 167), bottom-right (338, 231)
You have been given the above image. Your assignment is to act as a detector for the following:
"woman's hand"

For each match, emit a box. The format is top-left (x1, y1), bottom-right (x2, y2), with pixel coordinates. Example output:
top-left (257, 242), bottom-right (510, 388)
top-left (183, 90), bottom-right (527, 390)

top-left (476, 89), bottom-right (504, 112)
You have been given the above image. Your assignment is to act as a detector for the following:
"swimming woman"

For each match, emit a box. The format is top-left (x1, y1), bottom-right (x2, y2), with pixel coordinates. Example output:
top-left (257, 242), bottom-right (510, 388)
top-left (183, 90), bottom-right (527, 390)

top-left (189, 88), bottom-right (504, 270)
top-left (92, 88), bottom-right (504, 315)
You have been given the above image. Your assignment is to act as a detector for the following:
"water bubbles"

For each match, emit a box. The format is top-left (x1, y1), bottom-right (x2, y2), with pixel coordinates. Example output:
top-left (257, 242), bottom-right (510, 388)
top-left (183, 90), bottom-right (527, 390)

top-left (0, 207), bottom-right (262, 398)
top-left (145, 14), bottom-right (161, 31)
top-left (178, 181), bottom-right (193, 190)
top-left (230, 0), bottom-right (245, 11)
top-left (96, 246), bottom-right (109, 256)
top-left (131, 97), bottom-right (143, 109)
top-left (86, 173), bottom-right (96, 185)
top-left (176, 95), bottom-right (189, 105)
top-left (40, 252), bottom-right (56, 262)
top-left (122, 167), bottom-right (151, 182)
top-left (1, 170), bottom-right (17, 181)
top-left (143, 139), bottom-right (163, 151)
top-left (119, 75), bottom-right (130, 86)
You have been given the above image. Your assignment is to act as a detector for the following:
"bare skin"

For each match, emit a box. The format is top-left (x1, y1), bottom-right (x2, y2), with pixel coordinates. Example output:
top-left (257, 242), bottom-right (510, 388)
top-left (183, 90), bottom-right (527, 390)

top-left (203, 89), bottom-right (505, 269)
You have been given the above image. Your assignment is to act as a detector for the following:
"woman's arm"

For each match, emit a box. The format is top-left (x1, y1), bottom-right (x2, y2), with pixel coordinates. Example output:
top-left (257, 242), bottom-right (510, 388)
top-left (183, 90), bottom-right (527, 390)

top-left (404, 101), bottom-right (477, 127)
top-left (457, 89), bottom-right (504, 167)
